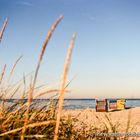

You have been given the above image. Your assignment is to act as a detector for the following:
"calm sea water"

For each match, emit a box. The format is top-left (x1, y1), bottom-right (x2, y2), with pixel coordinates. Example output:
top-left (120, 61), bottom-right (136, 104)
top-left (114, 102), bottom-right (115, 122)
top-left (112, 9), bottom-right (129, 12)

top-left (1, 99), bottom-right (140, 110)
top-left (63, 99), bottom-right (140, 109)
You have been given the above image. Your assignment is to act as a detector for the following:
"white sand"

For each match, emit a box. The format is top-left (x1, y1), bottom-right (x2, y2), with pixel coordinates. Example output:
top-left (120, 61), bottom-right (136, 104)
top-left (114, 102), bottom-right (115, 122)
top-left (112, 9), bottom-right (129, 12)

top-left (62, 107), bottom-right (140, 134)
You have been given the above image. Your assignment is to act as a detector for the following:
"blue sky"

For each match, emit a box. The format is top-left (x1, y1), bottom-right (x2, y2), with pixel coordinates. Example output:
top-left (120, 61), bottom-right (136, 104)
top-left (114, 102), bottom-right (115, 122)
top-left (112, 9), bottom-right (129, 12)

top-left (1, 0), bottom-right (140, 98)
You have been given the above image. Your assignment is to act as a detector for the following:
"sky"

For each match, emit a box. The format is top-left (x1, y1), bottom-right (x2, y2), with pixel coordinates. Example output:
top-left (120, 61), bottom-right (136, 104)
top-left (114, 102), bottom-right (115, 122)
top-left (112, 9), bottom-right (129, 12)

top-left (1, 0), bottom-right (140, 98)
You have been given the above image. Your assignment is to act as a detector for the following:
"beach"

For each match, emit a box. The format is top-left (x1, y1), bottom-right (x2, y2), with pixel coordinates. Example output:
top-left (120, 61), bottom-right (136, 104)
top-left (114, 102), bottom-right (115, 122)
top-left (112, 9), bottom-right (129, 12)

top-left (1, 2), bottom-right (140, 139)
top-left (62, 107), bottom-right (140, 139)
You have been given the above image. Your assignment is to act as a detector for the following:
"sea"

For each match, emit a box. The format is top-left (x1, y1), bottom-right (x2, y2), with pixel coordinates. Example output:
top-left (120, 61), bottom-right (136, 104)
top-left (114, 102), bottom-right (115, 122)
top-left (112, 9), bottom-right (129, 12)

top-left (1, 99), bottom-right (140, 110)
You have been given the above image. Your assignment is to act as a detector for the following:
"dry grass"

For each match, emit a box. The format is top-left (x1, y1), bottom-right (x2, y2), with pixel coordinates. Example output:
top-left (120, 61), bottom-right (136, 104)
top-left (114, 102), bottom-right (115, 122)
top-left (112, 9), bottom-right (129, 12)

top-left (54, 33), bottom-right (76, 140)
top-left (21, 15), bottom-right (63, 140)
top-left (0, 16), bottom-right (138, 140)
top-left (0, 64), bottom-right (6, 84)
top-left (0, 17), bottom-right (8, 42)
top-left (0, 15), bottom-right (78, 140)
top-left (8, 55), bottom-right (23, 82)
top-left (124, 110), bottom-right (132, 140)
top-left (32, 15), bottom-right (63, 96)
top-left (0, 120), bottom-right (56, 137)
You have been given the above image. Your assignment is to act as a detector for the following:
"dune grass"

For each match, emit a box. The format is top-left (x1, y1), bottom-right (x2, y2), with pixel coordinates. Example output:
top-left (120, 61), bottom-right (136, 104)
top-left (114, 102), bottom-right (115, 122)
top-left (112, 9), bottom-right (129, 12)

top-left (0, 15), bottom-right (77, 140)
top-left (0, 16), bottom-right (138, 140)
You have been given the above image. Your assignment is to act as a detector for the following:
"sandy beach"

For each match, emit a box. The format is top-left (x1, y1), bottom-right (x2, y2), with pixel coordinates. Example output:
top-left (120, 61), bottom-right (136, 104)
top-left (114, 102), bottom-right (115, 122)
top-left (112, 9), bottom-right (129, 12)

top-left (62, 107), bottom-right (140, 139)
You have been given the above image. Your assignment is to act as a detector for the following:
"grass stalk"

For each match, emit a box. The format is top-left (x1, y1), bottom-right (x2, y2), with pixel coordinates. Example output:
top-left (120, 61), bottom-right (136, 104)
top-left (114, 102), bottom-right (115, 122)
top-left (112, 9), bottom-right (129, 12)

top-left (8, 55), bottom-right (23, 82)
top-left (0, 17), bottom-right (8, 42)
top-left (0, 120), bottom-right (55, 137)
top-left (32, 15), bottom-right (63, 99)
top-left (124, 110), bottom-right (132, 140)
top-left (54, 32), bottom-right (76, 140)
top-left (20, 78), bottom-right (32, 140)
top-left (0, 64), bottom-right (6, 85)
top-left (20, 15), bottom-right (63, 140)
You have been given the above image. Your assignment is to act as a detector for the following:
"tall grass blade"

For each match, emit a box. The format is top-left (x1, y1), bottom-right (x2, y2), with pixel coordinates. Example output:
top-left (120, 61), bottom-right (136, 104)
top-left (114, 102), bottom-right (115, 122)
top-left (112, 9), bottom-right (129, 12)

top-left (20, 77), bottom-right (32, 140)
top-left (0, 120), bottom-right (55, 137)
top-left (8, 55), bottom-right (23, 82)
top-left (0, 64), bottom-right (6, 85)
top-left (0, 17), bottom-right (8, 42)
top-left (32, 15), bottom-right (63, 99)
top-left (20, 15), bottom-right (63, 140)
top-left (54, 32), bottom-right (76, 140)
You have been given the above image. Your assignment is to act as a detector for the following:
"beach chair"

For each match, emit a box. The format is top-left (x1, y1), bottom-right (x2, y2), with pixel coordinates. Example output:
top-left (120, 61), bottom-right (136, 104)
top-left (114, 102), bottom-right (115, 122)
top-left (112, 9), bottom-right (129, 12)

top-left (117, 99), bottom-right (125, 110)
top-left (109, 99), bottom-right (117, 111)
top-left (95, 99), bottom-right (108, 112)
